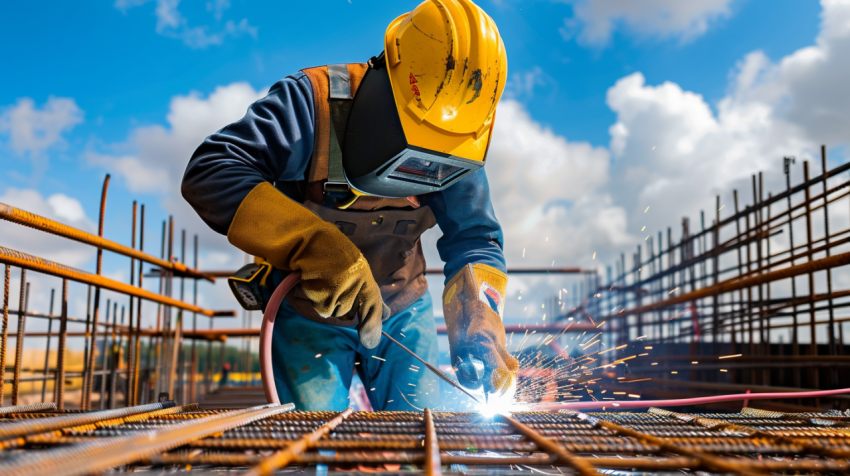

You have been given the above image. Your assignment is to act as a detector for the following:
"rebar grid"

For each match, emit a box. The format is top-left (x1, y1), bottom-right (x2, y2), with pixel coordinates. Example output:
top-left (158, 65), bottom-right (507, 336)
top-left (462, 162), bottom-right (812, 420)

top-left (1, 406), bottom-right (849, 475)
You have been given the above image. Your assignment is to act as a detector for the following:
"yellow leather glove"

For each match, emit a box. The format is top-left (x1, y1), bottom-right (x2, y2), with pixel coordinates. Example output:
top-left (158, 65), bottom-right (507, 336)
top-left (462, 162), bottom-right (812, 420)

top-left (443, 263), bottom-right (518, 398)
top-left (227, 182), bottom-right (387, 348)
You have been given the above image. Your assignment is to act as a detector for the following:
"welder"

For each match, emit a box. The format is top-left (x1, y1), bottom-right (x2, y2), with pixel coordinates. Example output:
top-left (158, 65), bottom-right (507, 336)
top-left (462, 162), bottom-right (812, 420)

top-left (181, 0), bottom-right (517, 411)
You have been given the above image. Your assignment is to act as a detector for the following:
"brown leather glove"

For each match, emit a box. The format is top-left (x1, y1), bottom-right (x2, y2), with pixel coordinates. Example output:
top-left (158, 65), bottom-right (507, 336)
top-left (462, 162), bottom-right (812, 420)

top-left (443, 263), bottom-right (518, 397)
top-left (227, 182), bottom-right (387, 348)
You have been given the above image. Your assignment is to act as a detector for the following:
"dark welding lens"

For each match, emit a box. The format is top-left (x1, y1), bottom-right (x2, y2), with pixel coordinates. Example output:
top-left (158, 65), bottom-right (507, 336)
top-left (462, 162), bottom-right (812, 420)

top-left (388, 156), bottom-right (466, 186)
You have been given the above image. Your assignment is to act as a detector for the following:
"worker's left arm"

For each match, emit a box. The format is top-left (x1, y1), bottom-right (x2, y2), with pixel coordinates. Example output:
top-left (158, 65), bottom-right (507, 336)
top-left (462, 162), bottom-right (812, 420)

top-left (422, 168), bottom-right (518, 398)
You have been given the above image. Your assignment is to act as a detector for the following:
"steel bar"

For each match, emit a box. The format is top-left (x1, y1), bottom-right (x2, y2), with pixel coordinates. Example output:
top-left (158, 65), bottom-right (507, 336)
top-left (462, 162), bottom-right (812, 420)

top-left (0, 202), bottom-right (214, 283)
top-left (649, 407), bottom-right (850, 458)
top-left (0, 246), bottom-right (229, 317)
top-left (497, 412), bottom-right (596, 476)
top-left (56, 279), bottom-right (69, 409)
top-left (0, 401), bottom-right (177, 440)
top-left (621, 249), bottom-right (850, 316)
top-left (245, 408), bottom-right (354, 476)
top-left (423, 408), bottom-right (442, 475)
top-left (41, 288), bottom-right (55, 403)
top-left (0, 402), bottom-right (56, 414)
top-left (0, 403), bottom-right (294, 476)
top-left (559, 409), bottom-right (768, 476)
top-left (0, 264), bottom-right (10, 406)
top-left (12, 269), bottom-right (26, 405)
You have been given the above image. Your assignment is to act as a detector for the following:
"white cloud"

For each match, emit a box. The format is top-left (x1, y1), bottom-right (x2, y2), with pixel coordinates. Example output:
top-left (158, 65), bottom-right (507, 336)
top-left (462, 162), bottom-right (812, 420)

top-left (559, 0), bottom-right (734, 46)
top-left (88, 82), bottom-right (265, 268)
top-left (117, 0), bottom-right (257, 49)
top-left (0, 188), bottom-right (96, 269)
top-left (0, 97), bottom-right (83, 179)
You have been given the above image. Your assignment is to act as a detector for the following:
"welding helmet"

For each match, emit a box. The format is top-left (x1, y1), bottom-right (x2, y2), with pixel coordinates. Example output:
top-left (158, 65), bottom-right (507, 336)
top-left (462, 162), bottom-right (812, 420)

top-left (343, 0), bottom-right (507, 198)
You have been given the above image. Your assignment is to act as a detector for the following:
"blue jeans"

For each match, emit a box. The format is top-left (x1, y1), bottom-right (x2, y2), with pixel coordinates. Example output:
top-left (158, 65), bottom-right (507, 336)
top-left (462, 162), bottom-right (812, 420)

top-left (268, 282), bottom-right (440, 411)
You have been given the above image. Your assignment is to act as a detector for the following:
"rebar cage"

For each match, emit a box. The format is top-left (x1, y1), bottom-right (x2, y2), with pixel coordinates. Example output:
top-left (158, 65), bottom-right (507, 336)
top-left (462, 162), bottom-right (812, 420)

top-left (0, 401), bottom-right (848, 475)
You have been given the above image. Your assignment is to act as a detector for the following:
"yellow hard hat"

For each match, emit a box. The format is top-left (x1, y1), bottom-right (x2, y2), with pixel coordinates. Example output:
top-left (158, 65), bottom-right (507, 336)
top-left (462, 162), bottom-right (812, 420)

top-left (342, 0), bottom-right (507, 198)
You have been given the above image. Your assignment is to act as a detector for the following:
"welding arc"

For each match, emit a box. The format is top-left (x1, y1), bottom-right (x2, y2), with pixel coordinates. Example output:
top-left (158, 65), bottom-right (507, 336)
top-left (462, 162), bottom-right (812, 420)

top-left (381, 331), bottom-right (482, 405)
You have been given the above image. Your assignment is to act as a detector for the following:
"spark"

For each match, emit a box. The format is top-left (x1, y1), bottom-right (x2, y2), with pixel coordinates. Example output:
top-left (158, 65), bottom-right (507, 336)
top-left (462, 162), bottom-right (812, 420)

top-left (718, 205), bottom-right (725, 211)
top-left (592, 252), bottom-right (596, 259)
top-left (719, 354), bottom-right (742, 359)
top-left (371, 356), bottom-right (386, 362)
top-left (315, 353), bottom-right (322, 358)
top-left (400, 332), bottom-right (406, 337)
top-left (641, 226), bottom-right (646, 231)
top-left (720, 369), bottom-right (728, 372)
top-left (692, 361), bottom-right (698, 364)
top-left (522, 248), bottom-right (526, 257)
top-left (644, 206), bottom-right (650, 213)
top-left (651, 146), bottom-right (655, 150)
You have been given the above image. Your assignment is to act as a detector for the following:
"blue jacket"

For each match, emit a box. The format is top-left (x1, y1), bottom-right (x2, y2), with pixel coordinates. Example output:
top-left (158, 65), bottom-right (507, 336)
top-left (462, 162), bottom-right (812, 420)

top-left (182, 71), bottom-right (506, 282)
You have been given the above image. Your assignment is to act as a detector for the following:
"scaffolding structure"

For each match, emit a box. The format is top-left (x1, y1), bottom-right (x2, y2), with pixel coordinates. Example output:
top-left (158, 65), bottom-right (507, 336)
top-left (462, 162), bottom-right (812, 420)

top-left (580, 146), bottom-right (850, 408)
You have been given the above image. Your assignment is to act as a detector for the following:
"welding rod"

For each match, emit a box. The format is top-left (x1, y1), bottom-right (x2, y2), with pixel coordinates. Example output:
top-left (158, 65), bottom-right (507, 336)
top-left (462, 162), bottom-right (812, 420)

top-left (381, 331), bottom-right (482, 405)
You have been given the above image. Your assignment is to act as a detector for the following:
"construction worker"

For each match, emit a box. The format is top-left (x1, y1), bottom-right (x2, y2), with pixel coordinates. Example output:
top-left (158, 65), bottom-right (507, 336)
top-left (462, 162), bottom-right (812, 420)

top-left (182, 0), bottom-right (517, 411)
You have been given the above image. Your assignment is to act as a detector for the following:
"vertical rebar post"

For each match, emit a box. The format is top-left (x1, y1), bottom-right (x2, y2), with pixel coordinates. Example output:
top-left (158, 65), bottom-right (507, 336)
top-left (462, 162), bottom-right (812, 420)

top-left (41, 288), bottom-right (55, 403)
top-left (85, 174), bottom-right (110, 410)
top-left (56, 279), bottom-right (68, 410)
top-left (134, 204), bottom-right (145, 405)
top-left (100, 299), bottom-right (112, 410)
top-left (820, 146), bottom-right (838, 386)
top-left (190, 234), bottom-right (198, 403)
top-left (12, 269), bottom-right (27, 405)
top-left (783, 156), bottom-right (801, 389)
top-left (0, 265), bottom-right (11, 405)
top-left (802, 162), bottom-right (819, 395)
top-left (127, 201), bottom-right (137, 405)
top-left (423, 408), bottom-right (441, 475)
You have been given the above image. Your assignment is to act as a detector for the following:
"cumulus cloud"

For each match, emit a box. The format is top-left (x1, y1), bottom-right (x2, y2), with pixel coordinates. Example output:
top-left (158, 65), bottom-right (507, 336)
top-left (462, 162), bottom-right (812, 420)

top-left (0, 97), bottom-right (83, 180)
top-left (559, 0), bottom-right (734, 46)
top-left (602, 0), bottom-right (850, 252)
top-left (88, 82), bottom-right (265, 271)
top-left (116, 0), bottom-right (257, 49)
top-left (0, 188), bottom-right (96, 269)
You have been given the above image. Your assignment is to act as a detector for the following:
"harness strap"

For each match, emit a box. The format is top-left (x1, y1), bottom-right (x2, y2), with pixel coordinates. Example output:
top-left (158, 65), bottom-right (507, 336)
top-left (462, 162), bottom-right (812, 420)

top-left (325, 64), bottom-right (353, 195)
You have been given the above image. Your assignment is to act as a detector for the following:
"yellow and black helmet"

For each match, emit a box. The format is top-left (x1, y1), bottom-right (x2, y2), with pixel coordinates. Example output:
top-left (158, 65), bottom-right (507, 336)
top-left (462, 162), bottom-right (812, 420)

top-left (344, 0), bottom-right (507, 198)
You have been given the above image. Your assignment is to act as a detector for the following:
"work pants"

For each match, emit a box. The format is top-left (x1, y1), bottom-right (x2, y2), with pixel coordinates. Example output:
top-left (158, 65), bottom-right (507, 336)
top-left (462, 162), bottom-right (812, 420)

top-left (268, 280), bottom-right (440, 411)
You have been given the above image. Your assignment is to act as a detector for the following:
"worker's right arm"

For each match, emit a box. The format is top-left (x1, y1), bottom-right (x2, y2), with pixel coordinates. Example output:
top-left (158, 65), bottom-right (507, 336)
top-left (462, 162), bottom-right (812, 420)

top-left (181, 73), bottom-right (386, 348)
top-left (181, 73), bottom-right (315, 235)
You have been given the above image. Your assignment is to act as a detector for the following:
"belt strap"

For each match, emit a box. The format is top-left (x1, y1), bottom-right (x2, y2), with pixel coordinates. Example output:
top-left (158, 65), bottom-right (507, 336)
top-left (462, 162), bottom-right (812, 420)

top-left (326, 64), bottom-right (353, 195)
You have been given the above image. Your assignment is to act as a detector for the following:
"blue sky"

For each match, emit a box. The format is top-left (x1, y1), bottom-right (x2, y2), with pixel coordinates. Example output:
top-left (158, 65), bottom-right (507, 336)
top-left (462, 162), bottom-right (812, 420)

top-left (2, 0), bottom-right (848, 334)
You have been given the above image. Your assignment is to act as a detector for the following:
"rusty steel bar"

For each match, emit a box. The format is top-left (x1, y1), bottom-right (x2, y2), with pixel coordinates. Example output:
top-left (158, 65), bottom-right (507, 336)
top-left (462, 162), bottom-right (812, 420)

top-left (423, 408), bottom-right (441, 475)
top-left (649, 407), bottom-right (850, 458)
top-left (11, 269), bottom-right (27, 405)
top-left (0, 402), bottom-right (56, 415)
top-left (0, 247), bottom-right (227, 317)
top-left (621, 249), bottom-right (850, 317)
top-left (0, 203), bottom-right (214, 283)
top-left (0, 265), bottom-right (10, 406)
top-left (0, 403), bottom-right (294, 476)
top-left (84, 174), bottom-right (109, 411)
top-left (559, 410), bottom-right (768, 476)
top-left (126, 200), bottom-right (137, 407)
top-left (56, 279), bottom-right (69, 410)
top-left (132, 203), bottom-right (145, 406)
top-left (0, 401), bottom-right (175, 440)
top-left (496, 412), bottom-right (596, 476)
top-left (246, 407), bottom-right (354, 476)
top-left (41, 288), bottom-right (55, 403)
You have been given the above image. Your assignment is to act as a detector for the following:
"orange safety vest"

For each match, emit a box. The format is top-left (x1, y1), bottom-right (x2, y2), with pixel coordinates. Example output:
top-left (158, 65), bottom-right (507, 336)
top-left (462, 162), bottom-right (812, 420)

top-left (282, 64), bottom-right (437, 324)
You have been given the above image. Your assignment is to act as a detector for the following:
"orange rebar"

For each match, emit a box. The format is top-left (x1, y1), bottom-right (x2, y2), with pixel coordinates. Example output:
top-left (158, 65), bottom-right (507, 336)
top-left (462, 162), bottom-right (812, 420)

top-left (0, 246), bottom-right (224, 317)
top-left (622, 249), bottom-right (850, 316)
top-left (0, 202), bottom-right (215, 283)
